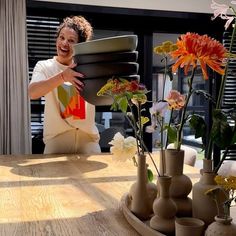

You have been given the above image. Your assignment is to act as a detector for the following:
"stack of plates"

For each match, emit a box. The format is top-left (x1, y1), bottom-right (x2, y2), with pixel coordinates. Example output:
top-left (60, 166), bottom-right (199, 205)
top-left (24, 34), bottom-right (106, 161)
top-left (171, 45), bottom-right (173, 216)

top-left (73, 35), bottom-right (139, 105)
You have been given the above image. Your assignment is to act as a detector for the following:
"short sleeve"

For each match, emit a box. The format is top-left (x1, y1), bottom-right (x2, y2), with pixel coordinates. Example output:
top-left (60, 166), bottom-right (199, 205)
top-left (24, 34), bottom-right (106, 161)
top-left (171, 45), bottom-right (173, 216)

top-left (30, 61), bottom-right (48, 84)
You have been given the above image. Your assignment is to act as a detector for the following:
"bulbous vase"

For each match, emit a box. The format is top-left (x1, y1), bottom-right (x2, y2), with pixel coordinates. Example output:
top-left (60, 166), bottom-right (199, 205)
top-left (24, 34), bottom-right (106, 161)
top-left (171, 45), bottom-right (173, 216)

top-left (192, 170), bottom-right (227, 226)
top-left (164, 149), bottom-right (192, 217)
top-left (129, 154), bottom-right (157, 220)
top-left (205, 216), bottom-right (236, 236)
top-left (150, 175), bottom-right (177, 236)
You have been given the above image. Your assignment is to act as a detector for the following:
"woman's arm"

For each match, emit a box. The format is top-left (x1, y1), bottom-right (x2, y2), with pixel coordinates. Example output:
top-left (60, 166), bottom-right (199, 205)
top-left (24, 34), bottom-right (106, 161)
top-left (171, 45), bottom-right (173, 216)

top-left (28, 72), bottom-right (64, 99)
top-left (28, 63), bottom-right (85, 99)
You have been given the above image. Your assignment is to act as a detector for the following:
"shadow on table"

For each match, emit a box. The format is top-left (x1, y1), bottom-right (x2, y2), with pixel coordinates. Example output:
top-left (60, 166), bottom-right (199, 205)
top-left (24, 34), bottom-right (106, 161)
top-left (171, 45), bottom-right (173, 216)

top-left (10, 159), bottom-right (108, 178)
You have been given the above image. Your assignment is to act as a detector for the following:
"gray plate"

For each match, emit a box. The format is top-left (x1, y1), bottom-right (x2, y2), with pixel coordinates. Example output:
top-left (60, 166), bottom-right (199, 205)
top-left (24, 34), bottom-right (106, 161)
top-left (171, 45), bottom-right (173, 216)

top-left (73, 51), bottom-right (138, 65)
top-left (73, 35), bottom-right (137, 55)
top-left (74, 62), bottom-right (139, 79)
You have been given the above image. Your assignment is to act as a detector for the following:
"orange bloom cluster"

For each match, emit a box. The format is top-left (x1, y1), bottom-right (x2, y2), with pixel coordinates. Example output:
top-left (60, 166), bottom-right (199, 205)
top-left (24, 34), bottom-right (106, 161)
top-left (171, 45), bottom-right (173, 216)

top-left (111, 79), bottom-right (144, 94)
top-left (171, 32), bottom-right (227, 80)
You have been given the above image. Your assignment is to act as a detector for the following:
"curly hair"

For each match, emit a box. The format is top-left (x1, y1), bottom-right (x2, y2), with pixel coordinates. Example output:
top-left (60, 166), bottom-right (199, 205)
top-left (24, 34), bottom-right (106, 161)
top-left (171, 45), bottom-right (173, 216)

top-left (56, 15), bottom-right (93, 42)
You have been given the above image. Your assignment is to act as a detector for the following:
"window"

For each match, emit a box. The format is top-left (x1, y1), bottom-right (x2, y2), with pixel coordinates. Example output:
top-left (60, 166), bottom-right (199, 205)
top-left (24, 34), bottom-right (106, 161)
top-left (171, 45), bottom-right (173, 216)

top-left (27, 16), bottom-right (59, 153)
top-left (152, 33), bottom-right (210, 149)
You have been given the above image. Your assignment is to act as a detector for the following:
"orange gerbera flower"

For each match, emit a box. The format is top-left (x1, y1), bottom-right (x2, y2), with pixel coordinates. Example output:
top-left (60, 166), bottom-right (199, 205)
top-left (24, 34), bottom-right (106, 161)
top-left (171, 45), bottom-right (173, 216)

top-left (170, 32), bottom-right (227, 80)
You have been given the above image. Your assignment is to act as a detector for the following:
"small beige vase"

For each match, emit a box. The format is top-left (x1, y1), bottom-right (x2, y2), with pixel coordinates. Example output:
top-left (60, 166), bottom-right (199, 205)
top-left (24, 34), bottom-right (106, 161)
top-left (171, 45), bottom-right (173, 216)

top-left (205, 216), bottom-right (236, 236)
top-left (150, 176), bottom-right (177, 236)
top-left (175, 217), bottom-right (205, 236)
top-left (129, 154), bottom-right (157, 220)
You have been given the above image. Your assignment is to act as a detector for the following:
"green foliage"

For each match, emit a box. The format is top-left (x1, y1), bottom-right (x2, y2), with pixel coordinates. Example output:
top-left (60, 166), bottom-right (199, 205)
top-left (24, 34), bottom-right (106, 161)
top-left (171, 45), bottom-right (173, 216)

top-left (210, 110), bottom-right (234, 149)
top-left (189, 114), bottom-right (207, 148)
top-left (232, 130), bottom-right (236, 145)
top-left (166, 124), bottom-right (177, 144)
top-left (113, 95), bottom-right (129, 113)
top-left (194, 90), bottom-right (215, 104)
top-left (147, 168), bottom-right (154, 182)
top-left (189, 110), bottom-right (236, 151)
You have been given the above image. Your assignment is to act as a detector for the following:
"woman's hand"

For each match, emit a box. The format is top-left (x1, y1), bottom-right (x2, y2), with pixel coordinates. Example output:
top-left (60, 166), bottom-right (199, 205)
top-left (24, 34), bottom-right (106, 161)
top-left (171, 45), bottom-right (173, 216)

top-left (61, 62), bottom-right (85, 93)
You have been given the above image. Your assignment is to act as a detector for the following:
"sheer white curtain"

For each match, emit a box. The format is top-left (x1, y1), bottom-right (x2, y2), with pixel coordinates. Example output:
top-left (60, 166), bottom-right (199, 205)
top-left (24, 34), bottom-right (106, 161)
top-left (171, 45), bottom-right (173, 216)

top-left (0, 0), bottom-right (31, 154)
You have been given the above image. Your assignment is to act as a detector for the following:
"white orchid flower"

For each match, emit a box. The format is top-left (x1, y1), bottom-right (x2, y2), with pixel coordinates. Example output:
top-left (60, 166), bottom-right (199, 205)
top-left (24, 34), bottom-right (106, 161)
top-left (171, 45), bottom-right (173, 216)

top-left (211, 0), bottom-right (235, 29)
top-left (150, 101), bottom-right (168, 117)
top-left (146, 101), bottom-right (168, 133)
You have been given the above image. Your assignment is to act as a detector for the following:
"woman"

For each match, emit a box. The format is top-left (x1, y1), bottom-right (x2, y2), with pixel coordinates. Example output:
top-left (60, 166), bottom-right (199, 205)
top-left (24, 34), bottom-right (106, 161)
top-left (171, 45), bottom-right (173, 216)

top-left (28, 16), bottom-right (101, 154)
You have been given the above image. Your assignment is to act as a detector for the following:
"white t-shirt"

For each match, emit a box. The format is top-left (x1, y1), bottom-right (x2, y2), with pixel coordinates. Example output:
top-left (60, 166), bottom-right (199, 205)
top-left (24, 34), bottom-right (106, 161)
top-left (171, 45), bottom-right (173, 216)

top-left (30, 57), bottom-right (99, 143)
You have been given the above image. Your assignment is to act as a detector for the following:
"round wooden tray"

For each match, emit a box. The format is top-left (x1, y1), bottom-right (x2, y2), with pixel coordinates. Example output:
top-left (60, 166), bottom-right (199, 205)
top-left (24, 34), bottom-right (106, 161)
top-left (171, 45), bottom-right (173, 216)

top-left (120, 193), bottom-right (166, 236)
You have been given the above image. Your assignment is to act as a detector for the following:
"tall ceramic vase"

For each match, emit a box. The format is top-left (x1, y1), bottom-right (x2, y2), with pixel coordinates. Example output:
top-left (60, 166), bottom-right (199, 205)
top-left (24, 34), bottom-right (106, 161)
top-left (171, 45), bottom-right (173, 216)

top-left (164, 149), bottom-right (192, 217)
top-left (205, 216), bottom-right (236, 236)
top-left (150, 176), bottom-right (177, 236)
top-left (192, 159), bottom-right (227, 227)
top-left (129, 154), bottom-right (157, 220)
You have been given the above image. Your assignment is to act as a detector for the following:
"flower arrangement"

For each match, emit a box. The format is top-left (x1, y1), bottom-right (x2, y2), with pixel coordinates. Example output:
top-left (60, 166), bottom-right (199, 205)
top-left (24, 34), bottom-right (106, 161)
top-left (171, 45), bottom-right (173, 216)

top-left (97, 0), bottom-right (236, 178)
top-left (205, 175), bottom-right (236, 219)
top-left (206, 0), bottom-right (236, 172)
top-left (145, 41), bottom-right (179, 151)
top-left (187, 0), bottom-right (236, 172)
top-left (97, 78), bottom-right (160, 177)
top-left (149, 32), bottom-right (227, 154)
top-left (148, 0), bottom-right (236, 174)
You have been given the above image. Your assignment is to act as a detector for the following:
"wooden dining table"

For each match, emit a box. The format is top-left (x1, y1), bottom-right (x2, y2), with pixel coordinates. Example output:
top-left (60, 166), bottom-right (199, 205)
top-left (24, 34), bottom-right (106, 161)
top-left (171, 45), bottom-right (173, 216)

top-left (0, 153), bottom-right (235, 235)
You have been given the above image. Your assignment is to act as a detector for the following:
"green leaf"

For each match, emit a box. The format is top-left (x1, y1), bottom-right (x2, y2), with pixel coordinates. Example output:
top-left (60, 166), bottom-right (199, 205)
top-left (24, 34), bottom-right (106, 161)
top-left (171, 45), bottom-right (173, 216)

top-left (141, 116), bottom-right (149, 125)
top-left (147, 168), bottom-right (154, 182)
top-left (231, 129), bottom-right (236, 145)
top-left (118, 97), bottom-right (128, 113)
top-left (194, 90), bottom-right (215, 104)
top-left (110, 102), bottom-right (118, 111)
top-left (166, 125), bottom-right (177, 144)
top-left (189, 114), bottom-right (207, 138)
top-left (126, 91), bottom-right (133, 100)
top-left (167, 66), bottom-right (174, 81)
top-left (210, 110), bottom-right (233, 149)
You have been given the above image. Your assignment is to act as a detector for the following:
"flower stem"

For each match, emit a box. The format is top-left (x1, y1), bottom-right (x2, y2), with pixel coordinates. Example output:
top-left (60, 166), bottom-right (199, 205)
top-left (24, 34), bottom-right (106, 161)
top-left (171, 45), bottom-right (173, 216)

top-left (176, 67), bottom-right (195, 151)
top-left (217, 15), bottom-right (236, 111)
top-left (128, 102), bottom-right (141, 155)
top-left (141, 139), bottom-right (161, 177)
top-left (162, 56), bottom-right (168, 101)
top-left (124, 111), bottom-right (161, 176)
top-left (160, 56), bottom-right (167, 171)
top-left (165, 108), bottom-right (173, 149)
top-left (208, 17), bottom-right (236, 164)
top-left (214, 147), bottom-right (229, 173)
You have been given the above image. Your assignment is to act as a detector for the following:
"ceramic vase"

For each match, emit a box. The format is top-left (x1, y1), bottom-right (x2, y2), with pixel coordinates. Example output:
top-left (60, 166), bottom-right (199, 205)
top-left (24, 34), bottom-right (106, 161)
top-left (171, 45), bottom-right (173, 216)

top-left (164, 149), bottom-right (192, 217)
top-left (192, 161), bottom-right (227, 227)
top-left (150, 176), bottom-right (177, 236)
top-left (205, 215), bottom-right (236, 236)
top-left (129, 154), bottom-right (157, 220)
top-left (175, 217), bottom-right (205, 236)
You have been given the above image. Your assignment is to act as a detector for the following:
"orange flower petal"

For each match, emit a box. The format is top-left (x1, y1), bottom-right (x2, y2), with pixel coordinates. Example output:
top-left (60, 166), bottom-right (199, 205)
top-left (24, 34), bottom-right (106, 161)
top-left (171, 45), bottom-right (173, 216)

top-left (170, 32), bottom-right (227, 79)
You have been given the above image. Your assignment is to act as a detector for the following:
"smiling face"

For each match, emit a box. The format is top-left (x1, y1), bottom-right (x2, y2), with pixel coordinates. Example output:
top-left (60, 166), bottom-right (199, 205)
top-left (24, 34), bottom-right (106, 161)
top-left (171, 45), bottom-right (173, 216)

top-left (56, 26), bottom-right (79, 65)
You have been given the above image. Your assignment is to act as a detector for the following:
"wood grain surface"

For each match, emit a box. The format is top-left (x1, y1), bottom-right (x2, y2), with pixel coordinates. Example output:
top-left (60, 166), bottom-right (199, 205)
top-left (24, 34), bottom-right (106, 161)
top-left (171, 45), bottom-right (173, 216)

top-left (0, 153), bottom-right (234, 235)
